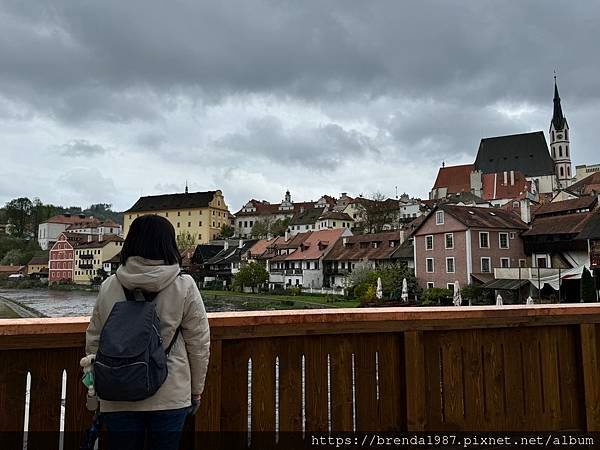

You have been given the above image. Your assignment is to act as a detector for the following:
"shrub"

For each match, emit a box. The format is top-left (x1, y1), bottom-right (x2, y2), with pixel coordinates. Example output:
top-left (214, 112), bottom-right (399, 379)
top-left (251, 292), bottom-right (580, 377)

top-left (288, 286), bottom-right (302, 296)
top-left (361, 285), bottom-right (377, 304)
top-left (421, 288), bottom-right (452, 306)
top-left (581, 266), bottom-right (596, 303)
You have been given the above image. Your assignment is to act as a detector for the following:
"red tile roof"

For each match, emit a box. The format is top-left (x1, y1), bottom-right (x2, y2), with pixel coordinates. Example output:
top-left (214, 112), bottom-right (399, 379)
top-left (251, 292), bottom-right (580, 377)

top-left (569, 172), bottom-right (600, 195)
top-left (234, 200), bottom-right (315, 217)
top-left (523, 212), bottom-right (592, 236)
top-left (45, 215), bottom-right (99, 226)
top-left (0, 265), bottom-right (26, 273)
top-left (432, 164), bottom-right (473, 194)
top-left (481, 171), bottom-right (530, 201)
top-left (534, 196), bottom-right (597, 217)
top-left (323, 231), bottom-right (402, 261)
top-left (441, 205), bottom-right (528, 229)
top-left (283, 229), bottom-right (348, 261)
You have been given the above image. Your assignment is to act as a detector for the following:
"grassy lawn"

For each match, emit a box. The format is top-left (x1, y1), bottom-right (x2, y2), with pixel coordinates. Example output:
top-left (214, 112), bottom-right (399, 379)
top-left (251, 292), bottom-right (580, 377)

top-left (0, 300), bottom-right (22, 318)
top-left (200, 289), bottom-right (360, 308)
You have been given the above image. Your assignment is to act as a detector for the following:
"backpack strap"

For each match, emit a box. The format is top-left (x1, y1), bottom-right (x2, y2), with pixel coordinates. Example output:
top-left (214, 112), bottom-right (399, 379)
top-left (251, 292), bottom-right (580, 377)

top-left (165, 327), bottom-right (181, 356)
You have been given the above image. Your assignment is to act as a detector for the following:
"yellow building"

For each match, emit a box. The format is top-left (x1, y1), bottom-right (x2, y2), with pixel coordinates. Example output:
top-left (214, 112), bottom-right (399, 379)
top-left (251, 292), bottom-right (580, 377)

top-left (26, 256), bottom-right (49, 276)
top-left (123, 190), bottom-right (231, 244)
top-left (73, 236), bottom-right (124, 285)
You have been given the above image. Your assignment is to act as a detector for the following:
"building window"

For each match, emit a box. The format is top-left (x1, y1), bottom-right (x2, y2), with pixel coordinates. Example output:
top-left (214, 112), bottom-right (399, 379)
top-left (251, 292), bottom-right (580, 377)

top-left (447, 283), bottom-right (455, 291)
top-left (519, 259), bottom-right (526, 268)
top-left (479, 232), bottom-right (489, 248)
top-left (177, 211), bottom-right (181, 216)
top-left (425, 235), bottom-right (434, 251)
top-left (436, 211), bottom-right (444, 225)
top-left (499, 232), bottom-right (509, 249)
top-left (481, 257), bottom-right (491, 273)
top-left (426, 258), bottom-right (434, 273)
top-left (510, 232), bottom-right (516, 239)
top-left (446, 257), bottom-right (455, 273)
top-left (177, 222), bottom-right (180, 228)
top-left (567, 166), bottom-right (571, 177)
top-left (560, 166), bottom-right (564, 177)
top-left (559, 146), bottom-right (562, 157)
top-left (500, 258), bottom-right (510, 268)
top-left (188, 222), bottom-right (191, 227)
top-left (166, 212), bottom-right (169, 217)
top-left (445, 233), bottom-right (454, 249)
top-left (427, 282), bottom-right (434, 289)
top-left (566, 145), bottom-right (569, 157)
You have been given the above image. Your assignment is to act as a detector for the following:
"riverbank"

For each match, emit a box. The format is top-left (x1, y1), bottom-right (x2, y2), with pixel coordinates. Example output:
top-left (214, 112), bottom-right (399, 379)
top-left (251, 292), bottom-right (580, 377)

top-left (0, 295), bottom-right (46, 318)
top-left (200, 290), bottom-right (361, 309)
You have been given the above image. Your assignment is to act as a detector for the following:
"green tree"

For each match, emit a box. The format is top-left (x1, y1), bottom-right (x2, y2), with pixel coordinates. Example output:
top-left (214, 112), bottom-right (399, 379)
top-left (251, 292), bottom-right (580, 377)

top-left (271, 218), bottom-right (290, 237)
top-left (4, 197), bottom-right (33, 238)
top-left (219, 224), bottom-right (235, 239)
top-left (251, 218), bottom-right (273, 239)
top-left (176, 231), bottom-right (197, 250)
top-left (232, 262), bottom-right (269, 292)
top-left (421, 288), bottom-right (452, 306)
top-left (581, 266), bottom-right (597, 302)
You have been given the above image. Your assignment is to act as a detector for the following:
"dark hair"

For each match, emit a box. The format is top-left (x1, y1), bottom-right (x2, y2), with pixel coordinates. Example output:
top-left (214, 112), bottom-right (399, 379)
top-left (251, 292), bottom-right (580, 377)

top-left (120, 215), bottom-right (182, 266)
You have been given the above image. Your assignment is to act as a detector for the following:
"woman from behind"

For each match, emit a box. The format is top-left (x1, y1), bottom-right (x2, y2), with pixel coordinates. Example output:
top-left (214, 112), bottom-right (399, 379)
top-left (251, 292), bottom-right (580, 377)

top-left (85, 214), bottom-right (210, 450)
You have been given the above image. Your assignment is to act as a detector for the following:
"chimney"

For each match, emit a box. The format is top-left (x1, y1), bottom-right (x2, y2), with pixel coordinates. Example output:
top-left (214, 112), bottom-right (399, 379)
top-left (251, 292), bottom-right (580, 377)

top-left (503, 171), bottom-right (508, 185)
top-left (224, 241), bottom-right (229, 250)
top-left (87, 235), bottom-right (92, 243)
top-left (510, 170), bottom-right (515, 186)
top-left (284, 231), bottom-right (289, 241)
top-left (520, 198), bottom-right (532, 224)
top-left (238, 239), bottom-right (243, 249)
top-left (99, 232), bottom-right (103, 242)
top-left (342, 237), bottom-right (348, 246)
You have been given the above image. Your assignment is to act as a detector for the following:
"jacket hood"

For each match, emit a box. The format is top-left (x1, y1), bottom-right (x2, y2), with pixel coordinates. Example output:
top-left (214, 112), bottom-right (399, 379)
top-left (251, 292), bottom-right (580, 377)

top-left (116, 256), bottom-right (180, 292)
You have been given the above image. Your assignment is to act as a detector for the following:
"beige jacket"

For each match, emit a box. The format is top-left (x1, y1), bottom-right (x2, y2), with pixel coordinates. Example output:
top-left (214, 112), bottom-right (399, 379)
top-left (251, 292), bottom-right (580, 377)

top-left (85, 257), bottom-right (210, 412)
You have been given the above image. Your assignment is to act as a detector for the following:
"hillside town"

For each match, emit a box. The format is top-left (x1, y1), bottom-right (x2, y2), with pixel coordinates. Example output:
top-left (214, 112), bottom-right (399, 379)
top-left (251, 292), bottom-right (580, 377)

top-left (1, 80), bottom-right (599, 304)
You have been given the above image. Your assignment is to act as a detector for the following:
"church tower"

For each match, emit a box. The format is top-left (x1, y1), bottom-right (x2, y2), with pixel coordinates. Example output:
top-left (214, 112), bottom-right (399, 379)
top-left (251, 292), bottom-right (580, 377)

top-left (549, 77), bottom-right (572, 188)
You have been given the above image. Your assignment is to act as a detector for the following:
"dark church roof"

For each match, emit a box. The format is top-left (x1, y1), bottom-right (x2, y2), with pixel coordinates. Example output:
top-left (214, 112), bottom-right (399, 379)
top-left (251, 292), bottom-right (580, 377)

top-left (473, 131), bottom-right (555, 177)
top-left (552, 80), bottom-right (568, 130)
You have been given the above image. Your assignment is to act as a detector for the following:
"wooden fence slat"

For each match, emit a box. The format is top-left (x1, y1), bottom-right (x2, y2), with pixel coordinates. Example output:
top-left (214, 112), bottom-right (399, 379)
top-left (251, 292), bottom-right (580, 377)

top-left (353, 335), bottom-right (378, 431)
top-left (405, 331), bottom-right (426, 431)
top-left (481, 330), bottom-right (506, 430)
top-left (556, 326), bottom-right (585, 430)
top-left (581, 323), bottom-right (600, 431)
top-left (440, 332), bottom-right (464, 429)
top-left (0, 350), bottom-right (27, 450)
top-left (539, 327), bottom-right (561, 429)
top-left (63, 347), bottom-right (91, 450)
top-left (304, 336), bottom-right (328, 432)
top-left (460, 330), bottom-right (485, 430)
top-left (25, 349), bottom-right (64, 450)
top-left (328, 335), bottom-right (353, 432)
top-left (376, 333), bottom-right (404, 431)
top-left (220, 340), bottom-right (250, 449)
top-left (502, 329), bottom-right (527, 431)
top-left (250, 339), bottom-right (277, 449)
top-left (278, 338), bottom-right (302, 432)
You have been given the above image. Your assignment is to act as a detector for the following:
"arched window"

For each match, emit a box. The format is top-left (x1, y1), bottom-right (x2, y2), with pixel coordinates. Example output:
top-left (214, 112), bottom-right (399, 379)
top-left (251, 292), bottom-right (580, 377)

top-left (566, 145), bottom-right (569, 157)
top-left (560, 166), bottom-right (564, 177)
top-left (565, 129), bottom-right (568, 140)
top-left (567, 166), bottom-right (571, 177)
top-left (559, 146), bottom-right (562, 157)
top-left (552, 148), bottom-right (556, 158)
top-left (552, 131), bottom-right (555, 140)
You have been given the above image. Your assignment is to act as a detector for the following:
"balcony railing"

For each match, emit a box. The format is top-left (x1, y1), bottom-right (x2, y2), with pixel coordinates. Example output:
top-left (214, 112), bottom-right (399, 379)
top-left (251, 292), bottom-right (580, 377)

top-left (79, 254), bottom-right (93, 260)
top-left (284, 268), bottom-right (303, 275)
top-left (324, 267), bottom-right (350, 276)
top-left (78, 263), bottom-right (94, 270)
top-left (1, 305), bottom-right (600, 449)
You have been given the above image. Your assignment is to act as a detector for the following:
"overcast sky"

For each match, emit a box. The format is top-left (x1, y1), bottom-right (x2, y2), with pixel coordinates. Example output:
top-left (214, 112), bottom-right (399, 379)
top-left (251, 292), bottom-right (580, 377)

top-left (1, 1), bottom-right (599, 212)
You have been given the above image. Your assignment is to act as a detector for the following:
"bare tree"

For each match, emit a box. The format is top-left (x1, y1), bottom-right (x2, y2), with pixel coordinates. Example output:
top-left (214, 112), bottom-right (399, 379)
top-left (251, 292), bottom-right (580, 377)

top-left (354, 192), bottom-right (399, 234)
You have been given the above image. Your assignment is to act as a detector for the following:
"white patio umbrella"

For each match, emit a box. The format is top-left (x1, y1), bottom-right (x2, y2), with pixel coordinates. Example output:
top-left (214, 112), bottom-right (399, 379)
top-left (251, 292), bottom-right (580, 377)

top-left (452, 280), bottom-right (462, 306)
top-left (401, 278), bottom-right (409, 303)
top-left (376, 277), bottom-right (383, 300)
top-left (496, 293), bottom-right (503, 306)
top-left (526, 296), bottom-right (534, 305)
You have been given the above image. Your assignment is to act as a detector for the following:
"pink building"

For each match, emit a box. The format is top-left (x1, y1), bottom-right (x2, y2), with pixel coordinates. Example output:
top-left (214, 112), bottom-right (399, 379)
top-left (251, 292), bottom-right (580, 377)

top-left (48, 233), bottom-right (75, 283)
top-left (413, 205), bottom-right (528, 290)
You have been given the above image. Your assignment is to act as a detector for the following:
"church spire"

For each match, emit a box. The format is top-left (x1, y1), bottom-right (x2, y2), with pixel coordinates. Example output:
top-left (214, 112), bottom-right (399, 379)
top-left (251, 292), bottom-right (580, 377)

top-left (552, 76), bottom-right (565, 130)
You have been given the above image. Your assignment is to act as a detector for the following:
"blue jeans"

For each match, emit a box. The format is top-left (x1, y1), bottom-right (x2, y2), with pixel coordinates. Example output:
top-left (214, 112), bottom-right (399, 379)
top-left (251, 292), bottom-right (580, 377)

top-left (103, 407), bottom-right (189, 450)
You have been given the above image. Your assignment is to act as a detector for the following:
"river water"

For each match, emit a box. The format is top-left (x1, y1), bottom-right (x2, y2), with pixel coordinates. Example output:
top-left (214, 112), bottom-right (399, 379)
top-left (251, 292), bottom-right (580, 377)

top-left (0, 288), bottom-right (316, 317)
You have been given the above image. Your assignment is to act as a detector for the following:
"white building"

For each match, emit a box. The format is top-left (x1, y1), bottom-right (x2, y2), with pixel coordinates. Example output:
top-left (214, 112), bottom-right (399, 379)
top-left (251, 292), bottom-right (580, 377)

top-left (38, 214), bottom-right (99, 250)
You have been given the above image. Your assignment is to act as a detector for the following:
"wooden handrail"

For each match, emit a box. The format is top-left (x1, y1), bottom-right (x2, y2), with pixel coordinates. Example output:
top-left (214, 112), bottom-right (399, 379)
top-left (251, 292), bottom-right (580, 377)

top-left (2, 304), bottom-right (600, 344)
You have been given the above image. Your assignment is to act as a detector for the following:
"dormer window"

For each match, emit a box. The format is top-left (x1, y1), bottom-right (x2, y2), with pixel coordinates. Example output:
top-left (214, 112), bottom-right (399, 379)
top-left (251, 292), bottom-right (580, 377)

top-left (436, 211), bottom-right (444, 225)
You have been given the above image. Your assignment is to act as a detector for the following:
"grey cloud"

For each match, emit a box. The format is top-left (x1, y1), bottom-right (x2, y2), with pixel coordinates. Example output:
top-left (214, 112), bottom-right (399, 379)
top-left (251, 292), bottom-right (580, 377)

top-left (215, 117), bottom-right (375, 167)
top-left (55, 139), bottom-right (109, 157)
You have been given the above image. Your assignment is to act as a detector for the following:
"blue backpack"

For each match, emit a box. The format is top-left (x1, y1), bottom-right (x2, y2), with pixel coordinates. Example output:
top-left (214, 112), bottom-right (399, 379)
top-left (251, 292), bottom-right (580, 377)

top-left (94, 286), bottom-right (180, 402)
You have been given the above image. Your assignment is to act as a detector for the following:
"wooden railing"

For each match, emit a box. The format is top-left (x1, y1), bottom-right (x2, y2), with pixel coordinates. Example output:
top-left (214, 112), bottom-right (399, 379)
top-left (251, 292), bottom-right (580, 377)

top-left (1, 305), bottom-right (600, 449)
